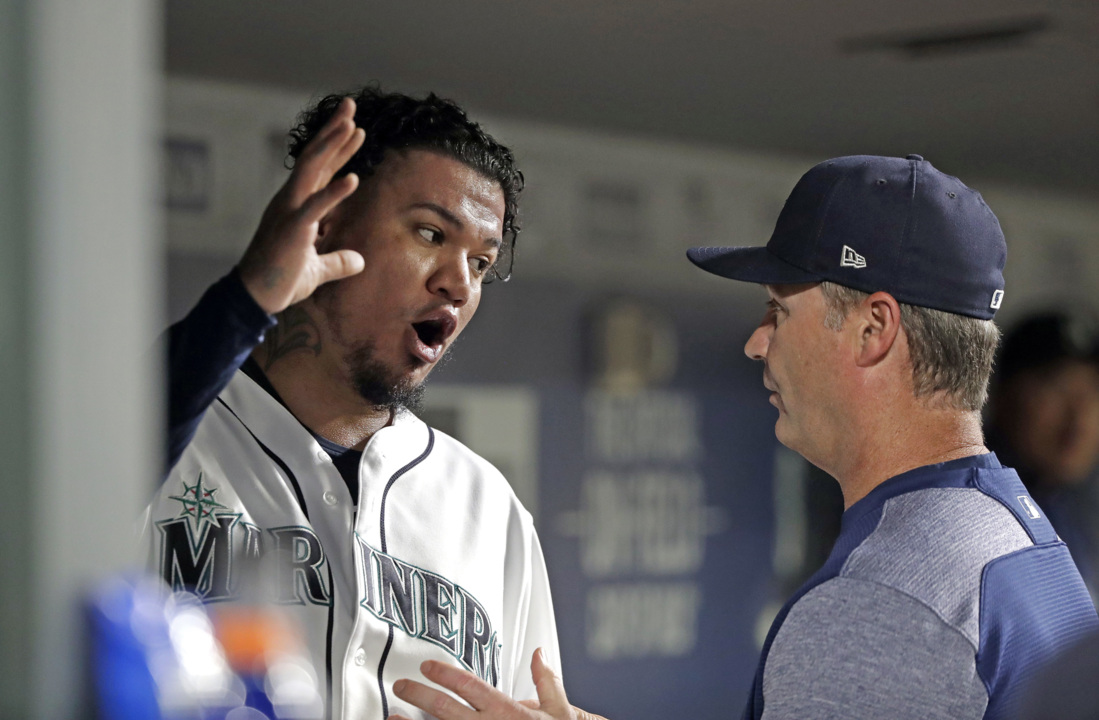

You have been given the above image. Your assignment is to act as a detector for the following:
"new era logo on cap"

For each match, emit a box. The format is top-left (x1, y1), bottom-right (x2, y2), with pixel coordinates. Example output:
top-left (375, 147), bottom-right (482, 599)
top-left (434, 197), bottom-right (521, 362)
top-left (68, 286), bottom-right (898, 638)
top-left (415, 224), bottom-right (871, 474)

top-left (991, 290), bottom-right (1004, 310)
top-left (841, 245), bottom-right (867, 269)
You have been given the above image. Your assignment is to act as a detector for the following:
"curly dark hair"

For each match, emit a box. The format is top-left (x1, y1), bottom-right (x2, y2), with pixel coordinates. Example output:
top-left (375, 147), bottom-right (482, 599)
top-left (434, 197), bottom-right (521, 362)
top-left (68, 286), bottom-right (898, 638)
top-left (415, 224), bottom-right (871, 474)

top-left (288, 85), bottom-right (523, 282)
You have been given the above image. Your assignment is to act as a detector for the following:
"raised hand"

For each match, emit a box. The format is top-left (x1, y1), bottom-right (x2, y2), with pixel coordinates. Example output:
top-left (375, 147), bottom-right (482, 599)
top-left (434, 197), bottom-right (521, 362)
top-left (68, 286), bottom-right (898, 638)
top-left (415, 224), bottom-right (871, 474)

top-left (237, 97), bottom-right (367, 315)
top-left (388, 649), bottom-right (608, 720)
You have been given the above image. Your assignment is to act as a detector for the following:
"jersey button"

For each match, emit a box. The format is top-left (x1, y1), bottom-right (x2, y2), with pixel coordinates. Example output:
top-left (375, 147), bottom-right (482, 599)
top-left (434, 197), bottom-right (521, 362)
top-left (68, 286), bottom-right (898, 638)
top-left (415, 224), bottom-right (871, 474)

top-left (354, 649), bottom-right (366, 666)
top-left (315, 450), bottom-right (328, 463)
top-left (323, 491), bottom-right (338, 506)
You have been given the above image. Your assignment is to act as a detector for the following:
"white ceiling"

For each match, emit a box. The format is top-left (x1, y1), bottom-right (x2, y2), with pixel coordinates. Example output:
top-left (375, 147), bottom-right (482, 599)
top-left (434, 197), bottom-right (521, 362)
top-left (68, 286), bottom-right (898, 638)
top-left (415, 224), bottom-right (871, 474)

top-left (165, 0), bottom-right (1099, 198)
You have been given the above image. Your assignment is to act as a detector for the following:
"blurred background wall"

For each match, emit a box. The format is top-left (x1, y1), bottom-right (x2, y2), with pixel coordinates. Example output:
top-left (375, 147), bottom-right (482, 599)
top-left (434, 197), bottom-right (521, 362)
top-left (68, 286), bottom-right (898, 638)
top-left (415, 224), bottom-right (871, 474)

top-left (0, 2), bottom-right (161, 719)
top-left (2, 0), bottom-right (1098, 718)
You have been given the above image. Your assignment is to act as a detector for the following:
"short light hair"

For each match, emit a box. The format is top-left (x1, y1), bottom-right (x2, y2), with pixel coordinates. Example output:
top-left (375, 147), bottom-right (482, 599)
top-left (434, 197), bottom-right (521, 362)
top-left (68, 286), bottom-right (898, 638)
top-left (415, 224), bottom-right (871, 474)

top-left (820, 282), bottom-right (1001, 410)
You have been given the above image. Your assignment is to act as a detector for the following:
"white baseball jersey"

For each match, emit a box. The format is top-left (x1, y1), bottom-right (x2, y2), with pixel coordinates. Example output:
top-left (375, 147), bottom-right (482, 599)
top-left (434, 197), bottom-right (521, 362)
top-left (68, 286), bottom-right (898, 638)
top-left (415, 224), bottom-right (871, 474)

top-left (144, 369), bottom-right (560, 720)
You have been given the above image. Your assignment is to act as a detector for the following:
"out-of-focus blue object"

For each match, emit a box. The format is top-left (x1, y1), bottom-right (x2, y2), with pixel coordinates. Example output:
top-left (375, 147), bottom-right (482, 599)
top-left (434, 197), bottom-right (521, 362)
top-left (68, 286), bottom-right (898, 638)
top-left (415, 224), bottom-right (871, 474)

top-left (87, 575), bottom-right (245, 719)
top-left (88, 576), bottom-right (162, 719)
top-left (88, 574), bottom-right (322, 719)
top-left (241, 673), bottom-right (277, 718)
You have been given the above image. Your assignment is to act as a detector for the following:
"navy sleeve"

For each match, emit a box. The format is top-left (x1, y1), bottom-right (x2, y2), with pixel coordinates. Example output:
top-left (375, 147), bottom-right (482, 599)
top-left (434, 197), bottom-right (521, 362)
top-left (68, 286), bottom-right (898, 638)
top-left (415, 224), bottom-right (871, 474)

top-left (166, 268), bottom-right (276, 473)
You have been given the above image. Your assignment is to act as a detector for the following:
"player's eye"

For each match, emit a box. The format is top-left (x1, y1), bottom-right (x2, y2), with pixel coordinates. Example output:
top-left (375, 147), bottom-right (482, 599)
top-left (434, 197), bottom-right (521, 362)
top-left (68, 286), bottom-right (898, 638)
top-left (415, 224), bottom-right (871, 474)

top-left (418, 227), bottom-right (442, 243)
top-left (469, 256), bottom-right (492, 277)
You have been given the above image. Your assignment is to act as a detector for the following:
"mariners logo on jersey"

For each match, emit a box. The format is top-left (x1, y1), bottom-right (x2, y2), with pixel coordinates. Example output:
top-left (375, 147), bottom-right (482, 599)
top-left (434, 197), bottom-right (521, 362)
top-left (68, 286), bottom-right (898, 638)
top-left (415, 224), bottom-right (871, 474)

top-left (157, 472), bottom-right (265, 601)
top-left (169, 472), bottom-right (228, 527)
top-left (156, 472), bottom-right (502, 684)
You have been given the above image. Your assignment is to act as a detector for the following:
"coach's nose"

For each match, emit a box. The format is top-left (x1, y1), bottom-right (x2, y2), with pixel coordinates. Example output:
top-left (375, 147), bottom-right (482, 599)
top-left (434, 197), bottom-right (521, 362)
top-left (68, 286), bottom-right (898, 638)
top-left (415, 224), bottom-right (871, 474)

top-left (744, 322), bottom-right (771, 361)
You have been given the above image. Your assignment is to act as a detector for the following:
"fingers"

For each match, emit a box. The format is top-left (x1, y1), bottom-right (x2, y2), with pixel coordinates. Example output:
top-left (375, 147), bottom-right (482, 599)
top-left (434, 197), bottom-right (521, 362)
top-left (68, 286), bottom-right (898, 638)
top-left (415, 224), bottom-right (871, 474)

top-left (392, 659), bottom-right (584, 720)
top-left (316, 125), bottom-right (365, 189)
top-left (301, 97), bottom-right (357, 164)
top-left (333, 125), bottom-right (366, 174)
top-left (573, 710), bottom-right (609, 720)
top-left (315, 248), bottom-right (365, 286)
top-left (298, 172), bottom-right (359, 225)
top-left (286, 99), bottom-right (365, 205)
top-left (417, 660), bottom-right (507, 712)
top-left (530, 649), bottom-right (570, 716)
top-left (286, 125), bottom-right (361, 205)
top-left (236, 98), bottom-right (367, 315)
top-left (392, 677), bottom-right (480, 720)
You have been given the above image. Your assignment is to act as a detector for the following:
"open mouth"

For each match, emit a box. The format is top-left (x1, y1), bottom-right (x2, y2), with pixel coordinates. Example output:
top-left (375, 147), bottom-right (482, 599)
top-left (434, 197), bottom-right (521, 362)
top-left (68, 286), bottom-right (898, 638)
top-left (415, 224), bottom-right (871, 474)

top-left (409, 312), bottom-right (458, 363)
top-left (413, 319), bottom-right (447, 348)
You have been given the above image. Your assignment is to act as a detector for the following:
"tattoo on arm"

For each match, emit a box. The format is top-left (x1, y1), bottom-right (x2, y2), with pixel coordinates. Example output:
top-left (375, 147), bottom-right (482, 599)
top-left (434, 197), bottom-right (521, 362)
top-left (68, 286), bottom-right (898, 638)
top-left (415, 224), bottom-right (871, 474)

top-left (263, 306), bottom-right (322, 371)
top-left (262, 266), bottom-right (284, 290)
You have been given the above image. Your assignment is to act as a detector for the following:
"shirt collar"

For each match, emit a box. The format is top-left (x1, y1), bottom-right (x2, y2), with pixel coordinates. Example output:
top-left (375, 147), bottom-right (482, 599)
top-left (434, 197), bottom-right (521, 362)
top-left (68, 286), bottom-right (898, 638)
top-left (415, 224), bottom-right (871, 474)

top-left (843, 452), bottom-right (1002, 527)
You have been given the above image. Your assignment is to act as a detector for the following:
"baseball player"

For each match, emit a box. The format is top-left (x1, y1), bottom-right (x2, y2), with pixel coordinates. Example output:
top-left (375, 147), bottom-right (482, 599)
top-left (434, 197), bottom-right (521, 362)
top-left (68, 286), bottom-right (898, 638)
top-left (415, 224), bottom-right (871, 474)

top-left (144, 89), bottom-right (559, 720)
top-left (987, 311), bottom-right (1099, 601)
top-left (387, 155), bottom-right (1099, 720)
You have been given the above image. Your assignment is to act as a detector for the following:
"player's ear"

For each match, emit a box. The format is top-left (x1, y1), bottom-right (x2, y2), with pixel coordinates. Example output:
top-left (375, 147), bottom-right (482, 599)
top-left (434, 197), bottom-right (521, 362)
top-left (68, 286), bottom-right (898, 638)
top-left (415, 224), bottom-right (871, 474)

top-left (315, 206), bottom-right (341, 253)
top-left (854, 292), bottom-right (901, 368)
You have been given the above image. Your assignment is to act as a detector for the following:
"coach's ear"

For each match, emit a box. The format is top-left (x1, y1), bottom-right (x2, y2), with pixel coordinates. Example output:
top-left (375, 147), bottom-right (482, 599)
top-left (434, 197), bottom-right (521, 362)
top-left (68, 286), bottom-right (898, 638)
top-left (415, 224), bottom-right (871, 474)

top-left (853, 291), bottom-right (902, 368)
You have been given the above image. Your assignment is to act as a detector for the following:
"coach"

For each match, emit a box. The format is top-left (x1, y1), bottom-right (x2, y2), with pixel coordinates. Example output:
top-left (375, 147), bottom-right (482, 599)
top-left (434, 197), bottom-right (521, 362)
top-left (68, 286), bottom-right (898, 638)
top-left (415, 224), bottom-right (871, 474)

top-left (390, 155), bottom-right (1099, 720)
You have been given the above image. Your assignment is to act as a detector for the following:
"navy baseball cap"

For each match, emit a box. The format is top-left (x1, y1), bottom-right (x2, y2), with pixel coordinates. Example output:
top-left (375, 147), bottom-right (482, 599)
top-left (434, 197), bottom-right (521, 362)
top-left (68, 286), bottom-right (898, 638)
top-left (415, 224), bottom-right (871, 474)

top-left (687, 155), bottom-right (1007, 320)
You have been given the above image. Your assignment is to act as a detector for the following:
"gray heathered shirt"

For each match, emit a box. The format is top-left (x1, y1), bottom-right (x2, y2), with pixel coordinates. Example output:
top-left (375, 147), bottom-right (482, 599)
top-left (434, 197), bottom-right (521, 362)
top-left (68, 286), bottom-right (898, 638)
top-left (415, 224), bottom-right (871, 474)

top-left (745, 454), bottom-right (1099, 720)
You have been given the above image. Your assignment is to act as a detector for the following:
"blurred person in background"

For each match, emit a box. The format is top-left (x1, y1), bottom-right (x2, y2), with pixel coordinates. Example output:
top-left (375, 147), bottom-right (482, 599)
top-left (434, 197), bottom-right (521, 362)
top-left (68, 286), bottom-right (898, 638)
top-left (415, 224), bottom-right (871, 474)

top-left (987, 310), bottom-right (1099, 601)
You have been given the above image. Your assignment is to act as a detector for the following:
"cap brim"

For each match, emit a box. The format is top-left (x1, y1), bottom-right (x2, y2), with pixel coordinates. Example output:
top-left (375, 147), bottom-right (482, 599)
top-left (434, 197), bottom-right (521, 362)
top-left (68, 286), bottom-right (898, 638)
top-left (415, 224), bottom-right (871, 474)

top-left (686, 246), bottom-right (821, 285)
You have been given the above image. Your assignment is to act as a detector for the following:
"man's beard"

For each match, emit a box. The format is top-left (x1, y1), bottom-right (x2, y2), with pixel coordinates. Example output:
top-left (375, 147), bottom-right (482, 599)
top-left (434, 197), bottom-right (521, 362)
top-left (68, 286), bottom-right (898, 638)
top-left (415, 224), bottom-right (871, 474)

top-left (345, 342), bottom-right (427, 414)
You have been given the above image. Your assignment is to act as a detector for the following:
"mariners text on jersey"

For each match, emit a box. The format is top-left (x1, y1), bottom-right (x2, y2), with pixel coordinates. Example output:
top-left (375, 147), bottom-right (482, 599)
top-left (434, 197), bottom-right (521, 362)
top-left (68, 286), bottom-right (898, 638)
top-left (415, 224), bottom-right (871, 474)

top-left (157, 504), bottom-right (503, 685)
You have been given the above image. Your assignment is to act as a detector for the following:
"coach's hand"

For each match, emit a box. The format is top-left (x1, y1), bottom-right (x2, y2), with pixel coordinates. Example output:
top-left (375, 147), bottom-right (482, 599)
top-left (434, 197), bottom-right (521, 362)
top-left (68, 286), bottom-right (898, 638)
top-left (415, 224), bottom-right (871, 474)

top-left (237, 96), bottom-right (366, 315)
top-left (388, 649), bottom-right (607, 720)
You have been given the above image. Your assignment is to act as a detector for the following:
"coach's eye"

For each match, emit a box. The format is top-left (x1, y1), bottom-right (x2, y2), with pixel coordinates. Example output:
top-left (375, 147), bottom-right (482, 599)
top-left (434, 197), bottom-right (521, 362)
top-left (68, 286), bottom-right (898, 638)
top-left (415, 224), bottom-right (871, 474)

top-left (764, 300), bottom-right (785, 325)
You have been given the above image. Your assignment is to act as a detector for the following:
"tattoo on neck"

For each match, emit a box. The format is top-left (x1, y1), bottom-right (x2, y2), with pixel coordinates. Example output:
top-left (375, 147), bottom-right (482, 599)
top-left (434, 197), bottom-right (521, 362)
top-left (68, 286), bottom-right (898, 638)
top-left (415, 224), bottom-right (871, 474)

top-left (263, 306), bottom-right (322, 371)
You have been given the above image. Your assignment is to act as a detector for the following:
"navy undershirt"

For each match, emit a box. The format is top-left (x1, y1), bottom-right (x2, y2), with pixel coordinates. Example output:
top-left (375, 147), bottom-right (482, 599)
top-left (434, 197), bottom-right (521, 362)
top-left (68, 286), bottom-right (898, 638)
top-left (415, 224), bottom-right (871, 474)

top-left (165, 269), bottom-right (362, 500)
top-left (239, 356), bottom-right (363, 500)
